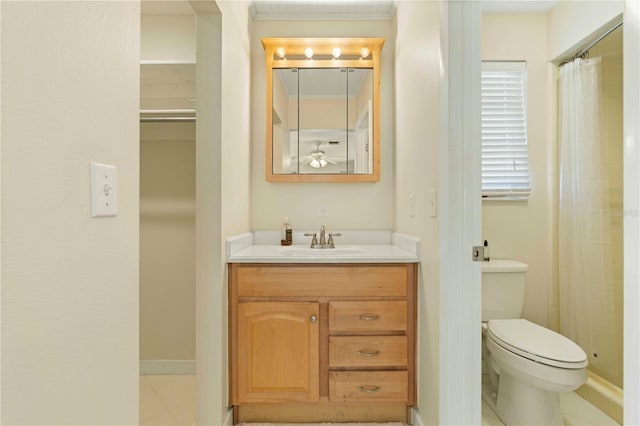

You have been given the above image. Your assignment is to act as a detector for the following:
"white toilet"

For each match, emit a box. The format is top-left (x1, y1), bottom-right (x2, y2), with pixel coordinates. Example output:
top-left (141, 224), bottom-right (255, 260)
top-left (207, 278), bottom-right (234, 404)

top-left (482, 260), bottom-right (588, 426)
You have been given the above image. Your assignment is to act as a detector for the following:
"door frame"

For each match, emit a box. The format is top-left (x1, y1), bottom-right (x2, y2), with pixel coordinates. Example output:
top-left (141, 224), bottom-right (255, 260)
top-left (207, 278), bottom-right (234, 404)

top-left (439, 2), bottom-right (482, 424)
top-left (623, 1), bottom-right (640, 423)
top-left (444, 1), bottom-right (640, 424)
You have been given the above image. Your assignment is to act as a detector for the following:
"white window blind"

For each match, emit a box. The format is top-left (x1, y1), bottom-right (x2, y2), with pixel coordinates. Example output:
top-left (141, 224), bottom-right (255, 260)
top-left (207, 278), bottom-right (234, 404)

top-left (481, 61), bottom-right (531, 199)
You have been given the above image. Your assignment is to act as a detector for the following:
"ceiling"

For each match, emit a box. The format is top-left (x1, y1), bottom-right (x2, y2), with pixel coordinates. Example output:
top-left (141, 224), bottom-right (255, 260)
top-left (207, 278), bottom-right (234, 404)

top-left (250, 0), bottom-right (397, 20)
top-left (141, 0), bottom-right (195, 15)
top-left (141, 0), bottom-right (559, 19)
top-left (251, 0), bottom-right (559, 20)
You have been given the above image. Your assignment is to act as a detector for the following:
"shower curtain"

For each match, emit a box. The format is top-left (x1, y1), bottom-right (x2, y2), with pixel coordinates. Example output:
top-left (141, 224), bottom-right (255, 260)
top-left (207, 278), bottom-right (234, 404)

top-left (558, 58), bottom-right (617, 376)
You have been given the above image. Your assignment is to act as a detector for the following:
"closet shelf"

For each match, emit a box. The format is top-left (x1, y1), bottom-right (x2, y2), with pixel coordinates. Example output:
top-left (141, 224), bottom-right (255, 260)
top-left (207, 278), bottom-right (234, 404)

top-left (140, 60), bottom-right (196, 65)
top-left (140, 109), bottom-right (196, 123)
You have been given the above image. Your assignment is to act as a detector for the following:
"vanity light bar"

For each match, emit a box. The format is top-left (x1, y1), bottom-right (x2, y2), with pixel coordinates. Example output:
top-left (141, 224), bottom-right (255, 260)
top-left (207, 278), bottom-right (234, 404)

top-left (272, 46), bottom-right (373, 61)
top-left (304, 47), bottom-right (314, 59)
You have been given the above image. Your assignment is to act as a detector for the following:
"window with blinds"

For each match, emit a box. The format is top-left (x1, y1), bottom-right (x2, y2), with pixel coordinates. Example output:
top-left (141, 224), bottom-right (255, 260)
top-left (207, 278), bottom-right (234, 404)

top-left (481, 61), bottom-right (531, 199)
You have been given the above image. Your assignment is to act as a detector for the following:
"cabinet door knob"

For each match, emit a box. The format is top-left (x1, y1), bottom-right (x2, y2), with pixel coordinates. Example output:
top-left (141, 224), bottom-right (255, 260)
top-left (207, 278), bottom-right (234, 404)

top-left (357, 385), bottom-right (381, 393)
top-left (310, 314), bottom-right (318, 323)
top-left (359, 314), bottom-right (380, 321)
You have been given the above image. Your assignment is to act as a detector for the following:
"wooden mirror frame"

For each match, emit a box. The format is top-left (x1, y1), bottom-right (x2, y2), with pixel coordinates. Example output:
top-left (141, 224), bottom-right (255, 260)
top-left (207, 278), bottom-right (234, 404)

top-left (262, 37), bottom-right (384, 183)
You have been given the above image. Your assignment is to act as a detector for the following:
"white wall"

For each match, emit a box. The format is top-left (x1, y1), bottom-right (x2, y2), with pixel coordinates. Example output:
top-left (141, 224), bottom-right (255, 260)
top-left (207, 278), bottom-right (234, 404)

top-left (195, 1), bottom-right (252, 425)
top-left (141, 14), bottom-right (196, 63)
top-left (481, 14), bottom-right (552, 328)
top-left (394, 2), bottom-right (441, 424)
top-left (623, 1), bottom-right (640, 422)
top-left (250, 20), bottom-right (395, 232)
top-left (548, 0), bottom-right (623, 61)
top-left (220, 1), bottom-right (252, 241)
top-left (1, 1), bottom-right (140, 424)
top-left (0, 1), bottom-right (4, 419)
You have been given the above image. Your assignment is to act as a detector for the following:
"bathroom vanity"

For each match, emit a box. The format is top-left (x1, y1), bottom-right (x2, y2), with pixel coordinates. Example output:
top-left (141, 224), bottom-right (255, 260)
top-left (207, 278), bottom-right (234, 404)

top-left (227, 231), bottom-right (419, 424)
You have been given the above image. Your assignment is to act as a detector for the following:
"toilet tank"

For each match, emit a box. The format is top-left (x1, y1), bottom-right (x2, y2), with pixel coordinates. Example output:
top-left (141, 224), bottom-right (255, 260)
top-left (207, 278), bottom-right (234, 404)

top-left (481, 259), bottom-right (528, 321)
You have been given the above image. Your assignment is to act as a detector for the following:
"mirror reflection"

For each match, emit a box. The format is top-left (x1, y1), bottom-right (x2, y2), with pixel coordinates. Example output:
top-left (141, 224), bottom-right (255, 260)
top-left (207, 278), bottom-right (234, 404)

top-left (272, 67), bottom-right (373, 175)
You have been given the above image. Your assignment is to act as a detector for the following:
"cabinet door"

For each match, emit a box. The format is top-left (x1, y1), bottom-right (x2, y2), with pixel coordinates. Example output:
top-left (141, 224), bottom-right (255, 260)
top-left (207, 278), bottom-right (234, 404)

top-left (237, 302), bottom-right (319, 403)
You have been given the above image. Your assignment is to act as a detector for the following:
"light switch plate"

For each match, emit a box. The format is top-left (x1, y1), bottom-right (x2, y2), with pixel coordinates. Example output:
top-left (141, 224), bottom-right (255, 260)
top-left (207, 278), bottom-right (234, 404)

top-left (90, 162), bottom-right (118, 217)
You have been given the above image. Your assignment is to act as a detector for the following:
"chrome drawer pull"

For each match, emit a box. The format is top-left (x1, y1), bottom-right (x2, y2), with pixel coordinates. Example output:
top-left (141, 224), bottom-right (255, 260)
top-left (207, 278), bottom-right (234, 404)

top-left (357, 385), bottom-right (381, 393)
top-left (356, 349), bottom-right (381, 357)
top-left (359, 314), bottom-right (380, 321)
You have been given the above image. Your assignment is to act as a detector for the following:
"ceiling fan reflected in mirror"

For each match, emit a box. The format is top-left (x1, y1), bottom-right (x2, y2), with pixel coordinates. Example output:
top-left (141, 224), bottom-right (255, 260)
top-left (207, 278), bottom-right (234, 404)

top-left (294, 140), bottom-right (340, 168)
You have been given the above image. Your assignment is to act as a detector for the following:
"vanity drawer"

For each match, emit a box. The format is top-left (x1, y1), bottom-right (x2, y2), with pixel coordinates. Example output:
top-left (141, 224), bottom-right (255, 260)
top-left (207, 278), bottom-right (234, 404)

top-left (236, 265), bottom-right (407, 297)
top-left (329, 371), bottom-right (408, 402)
top-left (329, 336), bottom-right (407, 367)
top-left (329, 301), bottom-right (407, 332)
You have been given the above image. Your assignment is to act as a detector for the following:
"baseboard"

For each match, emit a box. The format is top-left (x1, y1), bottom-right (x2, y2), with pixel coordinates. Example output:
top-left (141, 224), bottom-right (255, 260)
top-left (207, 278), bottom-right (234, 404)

top-left (140, 359), bottom-right (195, 375)
top-left (411, 407), bottom-right (425, 426)
top-left (224, 407), bottom-right (233, 425)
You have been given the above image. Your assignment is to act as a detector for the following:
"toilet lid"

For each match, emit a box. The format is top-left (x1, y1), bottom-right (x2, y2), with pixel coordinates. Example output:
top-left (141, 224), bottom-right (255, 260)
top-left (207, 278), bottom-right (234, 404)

top-left (487, 319), bottom-right (588, 368)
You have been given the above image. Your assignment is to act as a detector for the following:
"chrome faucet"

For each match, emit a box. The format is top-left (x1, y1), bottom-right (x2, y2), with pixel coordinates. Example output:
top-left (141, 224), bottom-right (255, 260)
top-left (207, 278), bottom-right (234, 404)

top-left (304, 225), bottom-right (341, 249)
top-left (319, 225), bottom-right (327, 246)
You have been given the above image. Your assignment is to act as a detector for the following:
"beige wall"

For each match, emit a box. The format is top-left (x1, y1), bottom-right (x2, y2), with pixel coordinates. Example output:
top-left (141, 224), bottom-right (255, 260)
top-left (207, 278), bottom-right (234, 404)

top-left (297, 98), bottom-right (356, 129)
top-left (481, 14), bottom-right (553, 328)
top-left (394, 2), bottom-right (441, 424)
top-left (547, 0), bottom-right (623, 61)
top-left (140, 10), bottom-right (196, 366)
top-left (141, 14), bottom-right (196, 63)
top-left (1, 1), bottom-right (140, 424)
top-left (140, 124), bottom-right (195, 361)
top-left (140, 10), bottom-right (197, 365)
top-left (216, 1), bottom-right (252, 423)
top-left (251, 20), bottom-right (395, 231)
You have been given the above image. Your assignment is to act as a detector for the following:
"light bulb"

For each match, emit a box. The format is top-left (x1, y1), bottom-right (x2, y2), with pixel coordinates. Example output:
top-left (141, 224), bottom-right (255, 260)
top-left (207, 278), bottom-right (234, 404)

top-left (310, 159), bottom-right (320, 168)
top-left (319, 159), bottom-right (328, 167)
top-left (304, 47), bottom-right (314, 59)
top-left (275, 47), bottom-right (286, 59)
top-left (332, 47), bottom-right (341, 59)
top-left (360, 47), bottom-right (370, 59)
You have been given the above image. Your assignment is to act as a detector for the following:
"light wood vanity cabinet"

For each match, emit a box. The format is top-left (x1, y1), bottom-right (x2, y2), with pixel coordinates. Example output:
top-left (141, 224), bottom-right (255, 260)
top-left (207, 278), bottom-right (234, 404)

top-left (229, 263), bottom-right (417, 424)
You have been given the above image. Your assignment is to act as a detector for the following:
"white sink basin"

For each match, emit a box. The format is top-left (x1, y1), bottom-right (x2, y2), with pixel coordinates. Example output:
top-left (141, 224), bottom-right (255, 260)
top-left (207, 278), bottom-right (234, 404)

top-left (278, 247), bottom-right (369, 256)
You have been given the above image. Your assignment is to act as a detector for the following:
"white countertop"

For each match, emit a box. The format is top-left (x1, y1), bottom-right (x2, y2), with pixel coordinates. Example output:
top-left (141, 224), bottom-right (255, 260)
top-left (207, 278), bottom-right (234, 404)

top-left (227, 231), bottom-right (420, 264)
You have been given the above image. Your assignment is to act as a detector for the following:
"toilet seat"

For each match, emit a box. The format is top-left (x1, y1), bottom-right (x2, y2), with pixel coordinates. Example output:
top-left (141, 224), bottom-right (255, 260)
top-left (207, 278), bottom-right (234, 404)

top-left (487, 319), bottom-right (588, 369)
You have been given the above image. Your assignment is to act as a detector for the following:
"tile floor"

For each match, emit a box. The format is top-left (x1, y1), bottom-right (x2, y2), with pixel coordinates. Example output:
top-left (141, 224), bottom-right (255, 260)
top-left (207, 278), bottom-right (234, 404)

top-left (481, 391), bottom-right (619, 426)
top-left (140, 375), bottom-right (195, 426)
top-left (140, 375), bottom-right (618, 426)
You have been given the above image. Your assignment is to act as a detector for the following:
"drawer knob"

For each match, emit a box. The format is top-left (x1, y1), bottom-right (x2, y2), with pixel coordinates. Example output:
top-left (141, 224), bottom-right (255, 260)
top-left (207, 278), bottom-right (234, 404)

top-left (356, 349), bottom-right (381, 357)
top-left (359, 314), bottom-right (380, 321)
top-left (310, 314), bottom-right (318, 323)
top-left (357, 385), bottom-right (381, 393)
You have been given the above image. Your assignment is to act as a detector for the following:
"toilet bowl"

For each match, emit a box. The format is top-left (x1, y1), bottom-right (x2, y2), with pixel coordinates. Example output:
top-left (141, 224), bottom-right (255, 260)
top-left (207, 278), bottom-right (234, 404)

top-left (481, 260), bottom-right (588, 426)
top-left (484, 319), bottom-right (587, 426)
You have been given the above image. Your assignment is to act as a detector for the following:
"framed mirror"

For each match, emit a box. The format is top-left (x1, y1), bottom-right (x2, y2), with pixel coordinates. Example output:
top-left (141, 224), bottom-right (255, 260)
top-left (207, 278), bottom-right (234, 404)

top-left (263, 38), bottom-right (384, 183)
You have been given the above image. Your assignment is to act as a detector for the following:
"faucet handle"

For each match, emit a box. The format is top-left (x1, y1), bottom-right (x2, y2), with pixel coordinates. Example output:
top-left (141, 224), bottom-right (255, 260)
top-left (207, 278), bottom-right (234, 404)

top-left (327, 232), bottom-right (341, 248)
top-left (304, 233), bottom-right (318, 248)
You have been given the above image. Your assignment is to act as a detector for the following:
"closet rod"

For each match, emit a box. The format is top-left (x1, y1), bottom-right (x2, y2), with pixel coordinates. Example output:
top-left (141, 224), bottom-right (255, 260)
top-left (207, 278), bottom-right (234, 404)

top-left (140, 117), bottom-right (196, 123)
top-left (572, 20), bottom-right (623, 60)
